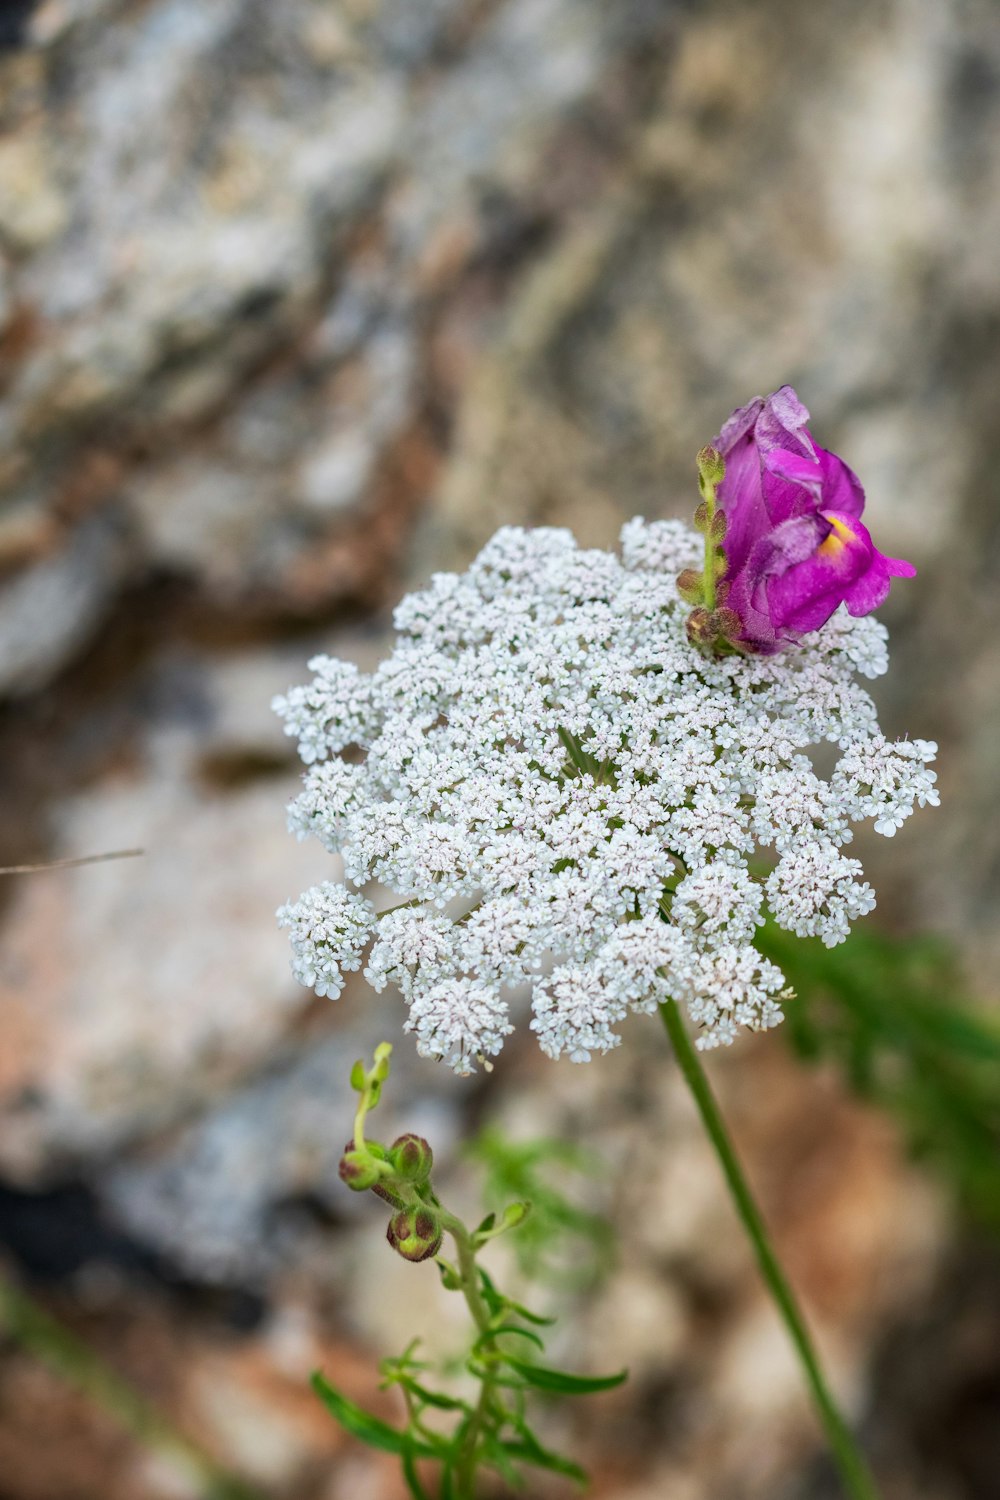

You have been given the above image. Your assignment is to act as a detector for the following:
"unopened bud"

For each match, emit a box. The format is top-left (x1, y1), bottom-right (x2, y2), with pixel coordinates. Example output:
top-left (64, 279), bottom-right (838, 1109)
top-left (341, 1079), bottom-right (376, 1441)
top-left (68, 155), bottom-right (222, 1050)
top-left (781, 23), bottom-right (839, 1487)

top-left (676, 568), bottom-right (704, 605)
top-left (696, 445), bottom-right (726, 498)
top-left (686, 605), bottom-right (744, 656)
top-left (386, 1207), bottom-right (443, 1262)
top-left (389, 1133), bottom-right (434, 1184)
top-left (712, 607), bottom-right (742, 640)
top-left (338, 1150), bottom-right (382, 1192)
top-left (685, 606), bottom-right (713, 646)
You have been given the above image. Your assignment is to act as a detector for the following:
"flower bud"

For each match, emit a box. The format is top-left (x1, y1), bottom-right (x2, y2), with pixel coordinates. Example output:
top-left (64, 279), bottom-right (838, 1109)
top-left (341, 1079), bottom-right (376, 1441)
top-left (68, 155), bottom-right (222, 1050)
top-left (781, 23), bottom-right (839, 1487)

top-left (389, 1133), bottom-right (434, 1184)
top-left (709, 508), bottom-right (727, 543)
top-left (386, 1207), bottom-right (443, 1262)
top-left (696, 444), bottom-right (726, 499)
top-left (676, 567), bottom-right (704, 605)
top-left (338, 1150), bottom-right (382, 1192)
top-left (686, 606), bottom-right (742, 654)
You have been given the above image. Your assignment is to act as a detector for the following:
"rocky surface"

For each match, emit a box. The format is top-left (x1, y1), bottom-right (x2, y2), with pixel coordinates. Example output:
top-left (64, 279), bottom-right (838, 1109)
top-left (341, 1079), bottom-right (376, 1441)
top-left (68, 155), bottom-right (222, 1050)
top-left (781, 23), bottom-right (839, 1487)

top-left (2, 0), bottom-right (1000, 1495)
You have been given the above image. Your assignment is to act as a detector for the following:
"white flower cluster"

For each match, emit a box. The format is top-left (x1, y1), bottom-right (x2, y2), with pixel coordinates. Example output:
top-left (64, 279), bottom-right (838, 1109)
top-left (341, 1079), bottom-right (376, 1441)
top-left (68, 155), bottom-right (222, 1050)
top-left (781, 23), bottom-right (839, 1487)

top-left (275, 520), bottom-right (938, 1071)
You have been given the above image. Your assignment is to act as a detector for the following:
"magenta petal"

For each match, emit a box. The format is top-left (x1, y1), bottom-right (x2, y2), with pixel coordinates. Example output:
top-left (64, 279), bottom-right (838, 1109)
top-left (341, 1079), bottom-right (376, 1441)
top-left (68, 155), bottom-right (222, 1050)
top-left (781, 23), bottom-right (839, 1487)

top-left (772, 585), bottom-right (850, 636)
top-left (762, 447), bottom-right (825, 524)
top-left (815, 446), bottom-right (866, 518)
top-left (843, 556), bottom-right (892, 616)
top-left (754, 386), bottom-right (813, 458)
top-left (842, 545), bottom-right (915, 616)
top-left (762, 513), bottom-right (871, 632)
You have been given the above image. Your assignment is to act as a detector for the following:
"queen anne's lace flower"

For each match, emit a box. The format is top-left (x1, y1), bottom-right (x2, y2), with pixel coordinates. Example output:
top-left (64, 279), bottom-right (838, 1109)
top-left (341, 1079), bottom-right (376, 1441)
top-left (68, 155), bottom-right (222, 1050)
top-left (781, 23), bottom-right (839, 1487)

top-left (276, 521), bottom-right (937, 1071)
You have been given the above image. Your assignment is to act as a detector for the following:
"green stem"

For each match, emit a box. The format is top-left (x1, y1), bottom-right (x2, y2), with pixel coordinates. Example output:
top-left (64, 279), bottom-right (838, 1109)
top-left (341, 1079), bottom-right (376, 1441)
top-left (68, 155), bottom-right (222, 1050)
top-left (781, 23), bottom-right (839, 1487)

top-left (437, 1212), bottom-right (495, 1499)
top-left (657, 1000), bottom-right (881, 1500)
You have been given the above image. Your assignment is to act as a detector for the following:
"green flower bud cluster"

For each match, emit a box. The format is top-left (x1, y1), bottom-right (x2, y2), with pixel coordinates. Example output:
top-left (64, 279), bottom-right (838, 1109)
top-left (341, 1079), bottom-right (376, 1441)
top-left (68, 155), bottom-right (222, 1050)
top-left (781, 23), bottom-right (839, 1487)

top-left (337, 1044), bottom-right (455, 1264)
top-left (680, 445), bottom-right (743, 655)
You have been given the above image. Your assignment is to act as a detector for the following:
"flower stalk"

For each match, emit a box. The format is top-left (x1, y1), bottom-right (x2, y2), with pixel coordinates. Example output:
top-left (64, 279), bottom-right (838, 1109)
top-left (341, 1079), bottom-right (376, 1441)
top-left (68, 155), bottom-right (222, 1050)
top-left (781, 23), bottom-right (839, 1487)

top-left (658, 998), bottom-right (880, 1500)
top-left (321, 1046), bottom-right (626, 1499)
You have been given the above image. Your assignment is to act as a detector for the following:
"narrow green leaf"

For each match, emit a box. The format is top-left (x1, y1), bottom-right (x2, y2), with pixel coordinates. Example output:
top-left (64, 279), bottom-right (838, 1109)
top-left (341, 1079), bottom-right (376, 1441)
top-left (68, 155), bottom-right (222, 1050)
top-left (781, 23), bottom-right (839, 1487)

top-left (473, 1324), bottom-right (545, 1355)
top-left (504, 1297), bottom-right (556, 1327)
top-left (480, 1434), bottom-right (525, 1486)
top-left (502, 1358), bottom-right (628, 1395)
top-left (400, 1378), bottom-right (473, 1413)
top-left (477, 1267), bottom-right (507, 1316)
top-left (474, 1212), bottom-right (496, 1236)
top-left (311, 1373), bottom-right (440, 1457)
top-left (501, 1435), bottom-right (588, 1485)
top-left (435, 1258), bottom-right (462, 1291)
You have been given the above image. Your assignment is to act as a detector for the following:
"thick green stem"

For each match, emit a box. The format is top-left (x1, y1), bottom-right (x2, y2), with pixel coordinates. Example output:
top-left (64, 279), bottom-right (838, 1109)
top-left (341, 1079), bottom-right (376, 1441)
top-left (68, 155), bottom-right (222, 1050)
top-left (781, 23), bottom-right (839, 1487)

top-left (658, 1000), bottom-right (881, 1500)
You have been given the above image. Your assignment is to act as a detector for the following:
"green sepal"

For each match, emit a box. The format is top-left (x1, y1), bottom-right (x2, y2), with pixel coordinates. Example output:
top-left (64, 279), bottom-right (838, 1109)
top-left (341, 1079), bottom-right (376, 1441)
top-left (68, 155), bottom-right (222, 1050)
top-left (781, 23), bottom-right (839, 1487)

top-left (350, 1059), bottom-right (367, 1092)
top-left (500, 1357), bottom-right (628, 1394)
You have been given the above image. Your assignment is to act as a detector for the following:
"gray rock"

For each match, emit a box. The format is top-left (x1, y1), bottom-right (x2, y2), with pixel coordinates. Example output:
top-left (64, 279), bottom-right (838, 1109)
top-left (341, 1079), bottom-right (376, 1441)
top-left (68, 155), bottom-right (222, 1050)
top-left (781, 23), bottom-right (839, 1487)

top-left (0, 0), bottom-right (669, 685)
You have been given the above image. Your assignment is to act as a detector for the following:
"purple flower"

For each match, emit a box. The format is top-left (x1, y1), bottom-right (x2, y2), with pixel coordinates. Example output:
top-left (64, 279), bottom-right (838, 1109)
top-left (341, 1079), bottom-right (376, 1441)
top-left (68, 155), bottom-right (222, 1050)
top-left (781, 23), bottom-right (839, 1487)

top-left (711, 386), bottom-right (915, 654)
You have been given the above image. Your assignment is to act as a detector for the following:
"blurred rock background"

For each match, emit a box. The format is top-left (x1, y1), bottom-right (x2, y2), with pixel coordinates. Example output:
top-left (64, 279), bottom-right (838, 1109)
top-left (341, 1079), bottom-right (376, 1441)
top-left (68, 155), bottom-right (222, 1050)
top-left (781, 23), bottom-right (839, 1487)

top-left (1, 0), bottom-right (999, 1496)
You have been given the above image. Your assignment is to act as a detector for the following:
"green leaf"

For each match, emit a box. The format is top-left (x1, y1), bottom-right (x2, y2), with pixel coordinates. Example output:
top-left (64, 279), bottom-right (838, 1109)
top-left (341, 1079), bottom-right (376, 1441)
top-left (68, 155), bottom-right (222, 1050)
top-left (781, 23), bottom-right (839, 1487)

top-left (501, 1431), bottom-right (588, 1486)
top-left (311, 1372), bottom-right (441, 1458)
top-left (473, 1200), bottom-right (532, 1247)
top-left (435, 1258), bottom-right (462, 1291)
top-left (473, 1323), bottom-right (546, 1355)
top-left (479, 1434), bottom-right (525, 1486)
top-left (349, 1059), bottom-right (366, 1091)
top-left (399, 1378), bottom-right (473, 1414)
top-left (504, 1297), bottom-right (556, 1327)
top-left (502, 1357), bottom-right (628, 1395)
top-left (477, 1267), bottom-right (507, 1317)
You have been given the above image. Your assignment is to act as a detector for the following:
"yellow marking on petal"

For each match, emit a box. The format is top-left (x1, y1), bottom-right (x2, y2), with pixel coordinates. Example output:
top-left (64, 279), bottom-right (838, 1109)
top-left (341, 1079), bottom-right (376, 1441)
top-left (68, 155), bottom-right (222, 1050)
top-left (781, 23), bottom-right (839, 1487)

top-left (818, 513), bottom-right (857, 557)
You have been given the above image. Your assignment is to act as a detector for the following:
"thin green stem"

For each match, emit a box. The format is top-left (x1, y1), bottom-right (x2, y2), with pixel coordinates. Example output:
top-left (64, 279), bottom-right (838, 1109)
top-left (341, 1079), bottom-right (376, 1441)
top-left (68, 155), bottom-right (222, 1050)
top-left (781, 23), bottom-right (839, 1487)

top-left (437, 1212), bottom-right (495, 1499)
top-left (658, 1000), bottom-right (881, 1500)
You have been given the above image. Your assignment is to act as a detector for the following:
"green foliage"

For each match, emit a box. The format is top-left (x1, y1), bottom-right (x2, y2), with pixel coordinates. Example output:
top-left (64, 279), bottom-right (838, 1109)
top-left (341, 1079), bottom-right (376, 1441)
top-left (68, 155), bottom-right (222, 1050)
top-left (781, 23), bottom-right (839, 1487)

top-left (317, 1046), bottom-right (626, 1498)
top-left (761, 922), bottom-right (1000, 1227)
top-left (466, 1127), bottom-right (615, 1288)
